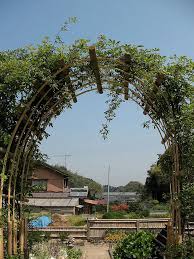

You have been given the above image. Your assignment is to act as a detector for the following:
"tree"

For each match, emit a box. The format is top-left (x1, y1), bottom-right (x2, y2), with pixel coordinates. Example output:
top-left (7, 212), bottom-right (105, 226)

top-left (145, 163), bottom-right (170, 202)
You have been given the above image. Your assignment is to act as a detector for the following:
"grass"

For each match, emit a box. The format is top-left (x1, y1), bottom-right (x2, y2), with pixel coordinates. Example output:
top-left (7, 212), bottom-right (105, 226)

top-left (66, 215), bottom-right (86, 226)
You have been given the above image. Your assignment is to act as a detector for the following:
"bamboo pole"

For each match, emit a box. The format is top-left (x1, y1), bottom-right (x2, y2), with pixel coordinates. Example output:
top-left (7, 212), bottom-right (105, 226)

top-left (13, 217), bottom-right (18, 255)
top-left (19, 218), bottom-right (25, 255)
top-left (8, 220), bottom-right (13, 256)
top-left (124, 81), bottom-right (129, 100)
top-left (24, 218), bottom-right (28, 258)
top-left (0, 177), bottom-right (4, 259)
top-left (89, 46), bottom-right (103, 94)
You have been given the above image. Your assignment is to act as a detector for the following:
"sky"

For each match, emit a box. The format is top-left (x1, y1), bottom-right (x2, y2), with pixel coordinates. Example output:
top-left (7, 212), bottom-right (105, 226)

top-left (0, 0), bottom-right (194, 186)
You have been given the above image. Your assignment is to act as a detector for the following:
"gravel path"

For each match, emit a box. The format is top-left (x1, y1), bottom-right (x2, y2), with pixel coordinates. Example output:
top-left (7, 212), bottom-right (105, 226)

top-left (81, 242), bottom-right (110, 259)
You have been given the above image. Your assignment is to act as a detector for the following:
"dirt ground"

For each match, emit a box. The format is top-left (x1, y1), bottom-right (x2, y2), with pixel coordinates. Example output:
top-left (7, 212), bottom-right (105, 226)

top-left (80, 242), bottom-right (110, 259)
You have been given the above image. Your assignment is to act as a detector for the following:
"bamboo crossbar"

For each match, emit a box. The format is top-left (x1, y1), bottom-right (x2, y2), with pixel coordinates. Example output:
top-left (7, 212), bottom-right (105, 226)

top-left (89, 46), bottom-right (103, 94)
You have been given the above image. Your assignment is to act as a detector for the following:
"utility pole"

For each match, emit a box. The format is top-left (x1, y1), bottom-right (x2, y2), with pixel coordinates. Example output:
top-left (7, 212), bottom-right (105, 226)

top-left (107, 165), bottom-right (110, 213)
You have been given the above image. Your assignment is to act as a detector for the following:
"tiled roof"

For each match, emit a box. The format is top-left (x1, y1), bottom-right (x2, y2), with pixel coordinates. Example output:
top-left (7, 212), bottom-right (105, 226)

top-left (27, 197), bottom-right (79, 207)
top-left (84, 199), bottom-right (106, 205)
top-left (31, 192), bottom-right (70, 198)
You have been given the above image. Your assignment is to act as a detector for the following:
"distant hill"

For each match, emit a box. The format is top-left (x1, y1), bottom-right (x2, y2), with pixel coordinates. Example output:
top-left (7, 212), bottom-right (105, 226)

top-left (103, 181), bottom-right (144, 193)
top-left (53, 165), bottom-right (102, 195)
top-left (53, 165), bottom-right (143, 195)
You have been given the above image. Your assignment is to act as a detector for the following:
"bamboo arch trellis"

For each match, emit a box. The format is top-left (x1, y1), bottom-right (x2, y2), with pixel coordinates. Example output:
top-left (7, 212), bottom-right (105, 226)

top-left (0, 46), bottom-right (183, 258)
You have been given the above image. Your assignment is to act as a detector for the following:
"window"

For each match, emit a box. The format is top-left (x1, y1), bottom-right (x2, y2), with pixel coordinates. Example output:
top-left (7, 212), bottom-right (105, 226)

top-left (32, 179), bottom-right (47, 191)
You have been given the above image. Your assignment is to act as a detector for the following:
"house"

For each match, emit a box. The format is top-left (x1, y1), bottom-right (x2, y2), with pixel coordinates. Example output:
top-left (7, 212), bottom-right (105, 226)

top-left (31, 162), bottom-right (69, 193)
top-left (28, 162), bottom-right (80, 215)
top-left (27, 197), bottom-right (80, 215)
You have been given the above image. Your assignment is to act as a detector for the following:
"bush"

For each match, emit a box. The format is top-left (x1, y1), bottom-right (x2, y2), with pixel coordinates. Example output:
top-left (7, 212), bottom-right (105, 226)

top-left (128, 212), bottom-right (141, 219)
top-left (102, 211), bottom-right (126, 219)
top-left (28, 231), bottom-right (45, 249)
top-left (105, 230), bottom-right (127, 243)
top-left (67, 248), bottom-right (82, 259)
top-left (128, 202), bottom-right (143, 213)
top-left (165, 239), bottom-right (194, 259)
top-left (59, 232), bottom-right (69, 242)
top-left (113, 231), bottom-right (154, 259)
top-left (141, 209), bottom-right (150, 217)
top-left (30, 241), bottom-right (82, 259)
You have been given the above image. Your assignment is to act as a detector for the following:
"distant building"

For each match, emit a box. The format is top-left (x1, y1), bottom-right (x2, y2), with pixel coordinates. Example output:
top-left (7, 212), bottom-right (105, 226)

top-left (28, 163), bottom-right (80, 215)
top-left (30, 162), bottom-right (69, 193)
top-left (102, 192), bottom-right (140, 203)
top-left (27, 163), bottom-right (90, 215)
top-left (70, 186), bottom-right (89, 198)
top-left (27, 197), bottom-right (80, 215)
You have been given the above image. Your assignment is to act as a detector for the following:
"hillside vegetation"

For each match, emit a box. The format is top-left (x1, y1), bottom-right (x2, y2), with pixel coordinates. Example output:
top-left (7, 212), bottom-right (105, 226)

top-left (103, 181), bottom-right (144, 193)
top-left (54, 165), bottom-right (102, 195)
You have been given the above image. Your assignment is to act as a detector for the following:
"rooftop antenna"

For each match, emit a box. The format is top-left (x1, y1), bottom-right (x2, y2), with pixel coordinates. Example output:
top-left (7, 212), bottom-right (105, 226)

top-left (48, 154), bottom-right (72, 169)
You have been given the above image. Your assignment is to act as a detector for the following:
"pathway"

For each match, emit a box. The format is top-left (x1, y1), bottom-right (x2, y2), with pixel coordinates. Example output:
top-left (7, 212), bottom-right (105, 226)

top-left (81, 242), bottom-right (110, 259)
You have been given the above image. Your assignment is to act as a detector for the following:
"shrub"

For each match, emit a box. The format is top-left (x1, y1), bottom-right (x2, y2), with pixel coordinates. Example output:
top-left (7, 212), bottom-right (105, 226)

top-left (102, 211), bottom-right (126, 219)
top-left (31, 242), bottom-right (50, 259)
top-left (105, 230), bottom-right (127, 243)
top-left (59, 231), bottom-right (69, 242)
top-left (67, 248), bottom-right (82, 259)
top-left (28, 231), bottom-right (45, 249)
top-left (165, 239), bottom-right (194, 259)
top-left (141, 209), bottom-right (150, 217)
top-left (128, 202), bottom-right (143, 213)
top-left (127, 212), bottom-right (142, 219)
top-left (30, 241), bottom-right (82, 259)
top-left (113, 231), bottom-right (154, 259)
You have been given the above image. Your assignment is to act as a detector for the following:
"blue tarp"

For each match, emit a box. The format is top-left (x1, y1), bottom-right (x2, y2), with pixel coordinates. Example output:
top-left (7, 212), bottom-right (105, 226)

top-left (30, 215), bottom-right (52, 228)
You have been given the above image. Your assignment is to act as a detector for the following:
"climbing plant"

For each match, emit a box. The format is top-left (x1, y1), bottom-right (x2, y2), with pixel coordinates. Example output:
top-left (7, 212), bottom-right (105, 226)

top-left (0, 24), bottom-right (194, 257)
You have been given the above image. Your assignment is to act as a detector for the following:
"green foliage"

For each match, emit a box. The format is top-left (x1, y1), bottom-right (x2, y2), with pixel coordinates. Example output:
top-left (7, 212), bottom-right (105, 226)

top-left (28, 231), bottom-right (50, 249)
top-left (165, 239), bottom-right (194, 259)
top-left (54, 165), bottom-right (102, 195)
top-left (102, 211), bottom-right (126, 219)
top-left (180, 183), bottom-right (194, 221)
top-left (67, 248), bottom-right (82, 259)
top-left (105, 230), bottom-right (127, 243)
top-left (6, 256), bottom-right (21, 259)
top-left (127, 212), bottom-right (140, 218)
top-left (30, 240), bottom-right (82, 259)
top-left (113, 231), bottom-right (154, 259)
top-left (103, 181), bottom-right (144, 193)
top-left (128, 201), bottom-right (143, 213)
top-left (59, 231), bottom-right (69, 241)
top-left (144, 163), bottom-right (170, 202)
top-left (66, 215), bottom-right (86, 226)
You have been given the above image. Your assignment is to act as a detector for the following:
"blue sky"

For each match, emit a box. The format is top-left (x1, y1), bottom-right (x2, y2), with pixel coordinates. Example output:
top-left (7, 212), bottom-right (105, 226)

top-left (1, 0), bottom-right (194, 185)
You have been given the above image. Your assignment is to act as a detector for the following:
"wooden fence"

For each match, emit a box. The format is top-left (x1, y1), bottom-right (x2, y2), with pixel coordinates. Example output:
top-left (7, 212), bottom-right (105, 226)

top-left (30, 218), bottom-right (170, 240)
top-left (87, 218), bottom-right (170, 239)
